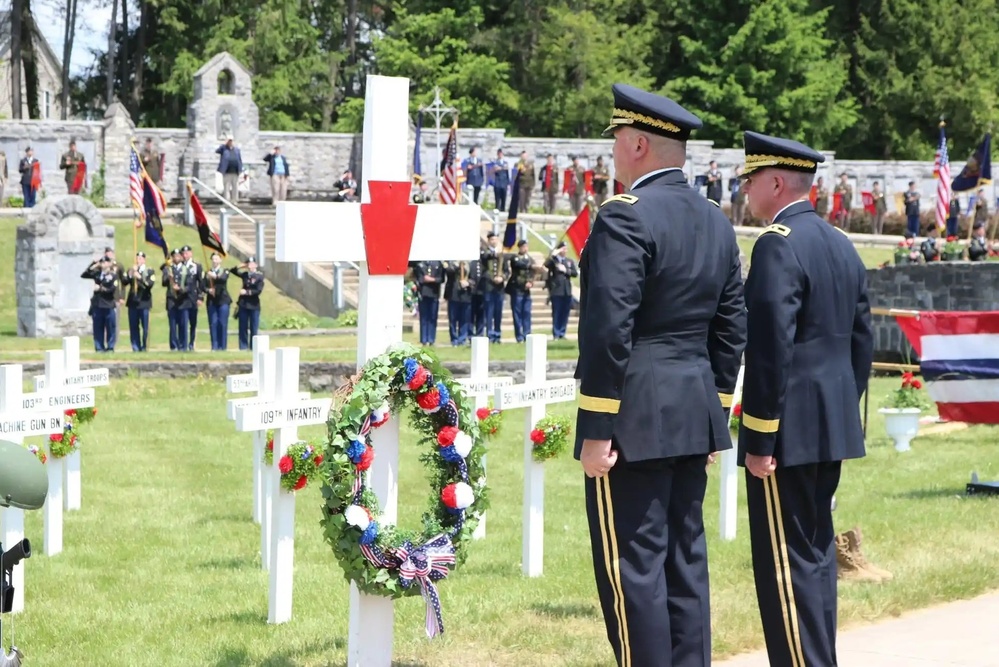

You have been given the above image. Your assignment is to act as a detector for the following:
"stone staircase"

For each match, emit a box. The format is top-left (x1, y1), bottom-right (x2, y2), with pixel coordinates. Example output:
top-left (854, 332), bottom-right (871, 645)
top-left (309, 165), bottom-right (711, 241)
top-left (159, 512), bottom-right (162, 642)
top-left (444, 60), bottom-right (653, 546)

top-left (197, 200), bottom-right (579, 337)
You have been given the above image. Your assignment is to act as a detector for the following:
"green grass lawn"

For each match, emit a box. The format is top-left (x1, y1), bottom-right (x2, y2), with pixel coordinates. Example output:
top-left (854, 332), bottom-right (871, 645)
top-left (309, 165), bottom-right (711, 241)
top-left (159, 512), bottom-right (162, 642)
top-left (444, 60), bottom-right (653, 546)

top-left (9, 376), bottom-right (999, 666)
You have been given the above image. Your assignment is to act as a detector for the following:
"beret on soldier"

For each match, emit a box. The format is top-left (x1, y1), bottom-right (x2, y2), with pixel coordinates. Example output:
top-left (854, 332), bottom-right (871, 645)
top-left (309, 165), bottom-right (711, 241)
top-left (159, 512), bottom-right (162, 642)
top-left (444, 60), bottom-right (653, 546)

top-left (741, 131), bottom-right (825, 178)
top-left (602, 84), bottom-right (703, 140)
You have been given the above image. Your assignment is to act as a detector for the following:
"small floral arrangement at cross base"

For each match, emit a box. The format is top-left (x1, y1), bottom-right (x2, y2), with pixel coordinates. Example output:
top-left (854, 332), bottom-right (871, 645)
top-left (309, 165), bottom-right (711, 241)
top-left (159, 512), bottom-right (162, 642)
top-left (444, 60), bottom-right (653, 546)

top-left (943, 236), bottom-right (965, 256)
top-left (475, 405), bottom-right (504, 440)
top-left (881, 372), bottom-right (931, 410)
top-left (66, 407), bottom-right (97, 425)
top-left (529, 415), bottom-right (572, 462)
top-left (263, 429), bottom-right (275, 466)
top-left (48, 421), bottom-right (80, 459)
top-left (277, 440), bottom-right (324, 492)
top-left (28, 444), bottom-right (47, 464)
top-left (729, 403), bottom-right (742, 433)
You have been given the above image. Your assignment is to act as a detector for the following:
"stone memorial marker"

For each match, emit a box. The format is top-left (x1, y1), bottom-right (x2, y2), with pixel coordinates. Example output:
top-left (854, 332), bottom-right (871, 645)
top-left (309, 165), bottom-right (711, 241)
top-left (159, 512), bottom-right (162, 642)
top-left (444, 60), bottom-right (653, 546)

top-left (274, 75), bottom-right (480, 665)
top-left (455, 336), bottom-right (512, 540)
top-left (494, 334), bottom-right (577, 577)
top-left (234, 347), bottom-right (331, 623)
top-left (15, 197), bottom-right (113, 338)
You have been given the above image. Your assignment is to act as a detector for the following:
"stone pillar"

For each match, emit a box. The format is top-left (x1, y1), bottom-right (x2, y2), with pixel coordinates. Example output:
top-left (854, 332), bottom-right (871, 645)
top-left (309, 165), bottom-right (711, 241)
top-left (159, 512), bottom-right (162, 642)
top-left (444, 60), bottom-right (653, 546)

top-left (16, 196), bottom-right (113, 337)
top-left (102, 103), bottom-right (137, 207)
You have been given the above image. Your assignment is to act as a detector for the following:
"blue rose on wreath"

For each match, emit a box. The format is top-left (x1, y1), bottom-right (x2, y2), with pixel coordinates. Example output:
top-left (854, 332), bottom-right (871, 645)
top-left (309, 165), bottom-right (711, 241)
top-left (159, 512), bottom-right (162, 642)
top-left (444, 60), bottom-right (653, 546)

top-left (322, 344), bottom-right (488, 639)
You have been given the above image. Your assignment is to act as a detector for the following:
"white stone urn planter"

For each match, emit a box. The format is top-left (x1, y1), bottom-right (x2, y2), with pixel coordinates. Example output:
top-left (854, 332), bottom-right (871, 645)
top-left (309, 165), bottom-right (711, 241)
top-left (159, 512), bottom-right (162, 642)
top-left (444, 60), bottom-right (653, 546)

top-left (878, 408), bottom-right (922, 452)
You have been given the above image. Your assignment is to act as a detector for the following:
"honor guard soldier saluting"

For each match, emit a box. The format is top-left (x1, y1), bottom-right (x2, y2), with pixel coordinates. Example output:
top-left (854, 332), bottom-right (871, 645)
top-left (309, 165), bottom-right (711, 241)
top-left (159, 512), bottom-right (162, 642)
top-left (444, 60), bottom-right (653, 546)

top-left (506, 239), bottom-right (535, 342)
top-left (444, 259), bottom-right (475, 346)
top-left (544, 241), bottom-right (578, 340)
top-left (171, 248), bottom-right (200, 351)
top-left (181, 245), bottom-right (205, 349)
top-left (575, 84), bottom-right (746, 667)
top-left (204, 253), bottom-right (233, 351)
top-left (411, 259), bottom-right (445, 346)
top-left (480, 232), bottom-right (508, 343)
top-left (738, 131), bottom-right (873, 667)
top-left (125, 252), bottom-right (156, 352)
top-left (82, 255), bottom-right (122, 352)
top-left (232, 257), bottom-right (265, 350)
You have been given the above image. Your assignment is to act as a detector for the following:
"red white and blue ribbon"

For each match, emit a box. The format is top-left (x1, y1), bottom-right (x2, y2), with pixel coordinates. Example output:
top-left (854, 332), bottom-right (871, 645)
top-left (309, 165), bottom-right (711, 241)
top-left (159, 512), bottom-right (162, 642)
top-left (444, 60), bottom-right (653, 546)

top-left (395, 535), bottom-right (457, 638)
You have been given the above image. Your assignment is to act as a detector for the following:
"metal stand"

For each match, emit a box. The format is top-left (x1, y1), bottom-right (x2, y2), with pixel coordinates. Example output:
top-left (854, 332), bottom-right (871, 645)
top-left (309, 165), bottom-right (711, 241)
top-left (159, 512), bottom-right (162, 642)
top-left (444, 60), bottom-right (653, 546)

top-left (417, 87), bottom-right (458, 187)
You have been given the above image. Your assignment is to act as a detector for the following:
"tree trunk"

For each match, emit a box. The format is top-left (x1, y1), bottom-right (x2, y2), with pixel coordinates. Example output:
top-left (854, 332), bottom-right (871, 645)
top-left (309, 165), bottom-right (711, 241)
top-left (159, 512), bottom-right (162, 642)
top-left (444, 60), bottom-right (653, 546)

top-left (119, 0), bottom-right (129, 112)
top-left (10, 0), bottom-right (23, 119)
top-left (320, 54), bottom-right (341, 132)
top-left (130, 0), bottom-right (148, 115)
top-left (60, 0), bottom-right (79, 120)
top-left (21, 0), bottom-right (40, 118)
top-left (106, 0), bottom-right (118, 107)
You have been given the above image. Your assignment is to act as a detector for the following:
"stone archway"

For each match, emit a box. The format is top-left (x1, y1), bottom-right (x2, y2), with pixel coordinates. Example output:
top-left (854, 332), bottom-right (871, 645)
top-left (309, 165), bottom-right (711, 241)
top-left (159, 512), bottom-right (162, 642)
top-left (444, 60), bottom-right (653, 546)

top-left (16, 195), bottom-right (113, 337)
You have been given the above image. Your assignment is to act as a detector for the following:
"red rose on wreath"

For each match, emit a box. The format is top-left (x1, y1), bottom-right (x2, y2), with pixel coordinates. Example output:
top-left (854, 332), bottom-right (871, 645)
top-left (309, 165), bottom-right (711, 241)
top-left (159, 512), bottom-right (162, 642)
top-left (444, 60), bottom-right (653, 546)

top-left (49, 433), bottom-right (63, 443)
top-left (267, 439), bottom-right (274, 452)
top-left (437, 426), bottom-right (458, 446)
top-left (278, 455), bottom-right (294, 474)
top-left (64, 409), bottom-right (76, 418)
top-left (530, 429), bottom-right (546, 444)
top-left (416, 388), bottom-right (440, 411)
top-left (357, 446), bottom-right (375, 472)
top-left (732, 404), bottom-right (742, 417)
top-left (912, 379), bottom-right (922, 390)
top-left (314, 454), bottom-right (324, 466)
top-left (407, 366), bottom-right (430, 391)
top-left (476, 407), bottom-right (490, 420)
top-left (293, 475), bottom-right (308, 491)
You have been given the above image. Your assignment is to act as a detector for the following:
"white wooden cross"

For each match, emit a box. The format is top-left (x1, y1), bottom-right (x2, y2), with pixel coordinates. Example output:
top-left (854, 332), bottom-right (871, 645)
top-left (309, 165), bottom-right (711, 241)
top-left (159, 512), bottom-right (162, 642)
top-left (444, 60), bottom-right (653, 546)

top-left (0, 362), bottom-right (66, 613)
top-left (224, 334), bottom-right (269, 525)
top-left (494, 333), bottom-right (577, 577)
top-left (234, 347), bottom-right (332, 624)
top-left (719, 365), bottom-right (745, 542)
top-left (275, 75), bottom-right (480, 666)
top-left (455, 336), bottom-right (513, 540)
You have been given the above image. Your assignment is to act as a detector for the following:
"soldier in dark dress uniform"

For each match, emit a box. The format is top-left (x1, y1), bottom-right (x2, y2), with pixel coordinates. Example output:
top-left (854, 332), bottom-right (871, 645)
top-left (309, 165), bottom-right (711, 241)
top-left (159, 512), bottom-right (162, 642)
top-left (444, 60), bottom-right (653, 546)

top-left (444, 260), bottom-right (474, 345)
top-left (738, 131), bottom-right (873, 667)
top-left (162, 249), bottom-right (182, 350)
top-left (544, 242), bottom-right (578, 339)
top-left (920, 225), bottom-right (940, 262)
top-left (969, 221), bottom-right (990, 261)
top-left (204, 253), bottom-right (233, 351)
top-left (171, 251), bottom-right (200, 351)
top-left (506, 240), bottom-right (535, 342)
top-left (232, 257), bottom-right (265, 350)
top-left (81, 256), bottom-right (121, 352)
top-left (181, 245), bottom-right (205, 350)
top-left (575, 84), bottom-right (746, 667)
top-left (480, 232), bottom-right (508, 343)
top-left (125, 252), bottom-right (156, 352)
top-left (470, 259), bottom-right (485, 337)
top-left (411, 260), bottom-right (444, 345)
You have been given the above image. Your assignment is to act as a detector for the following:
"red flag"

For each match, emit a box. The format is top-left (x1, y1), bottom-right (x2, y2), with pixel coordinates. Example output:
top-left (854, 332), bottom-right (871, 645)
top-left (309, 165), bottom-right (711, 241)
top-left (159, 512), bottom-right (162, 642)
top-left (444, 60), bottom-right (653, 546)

top-left (71, 162), bottom-right (87, 194)
top-left (30, 161), bottom-right (41, 190)
top-left (565, 206), bottom-right (590, 258)
top-left (861, 191), bottom-right (875, 215)
top-left (613, 180), bottom-right (625, 195)
top-left (562, 168), bottom-right (575, 195)
top-left (830, 192), bottom-right (843, 219)
top-left (188, 184), bottom-right (227, 257)
top-left (809, 185), bottom-right (818, 207)
top-left (584, 170), bottom-right (594, 195)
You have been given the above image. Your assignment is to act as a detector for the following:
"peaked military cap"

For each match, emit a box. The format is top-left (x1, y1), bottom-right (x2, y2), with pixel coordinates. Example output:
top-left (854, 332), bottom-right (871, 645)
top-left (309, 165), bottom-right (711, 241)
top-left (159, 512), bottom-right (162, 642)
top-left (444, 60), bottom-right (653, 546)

top-left (171, 248), bottom-right (181, 256)
top-left (742, 131), bottom-right (825, 177)
top-left (136, 251), bottom-right (146, 258)
top-left (181, 244), bottom-right (192, 252)
top-left (247, 255), bottom-right (257, 263)
top-left (602, 84), bottom-right (703, 140)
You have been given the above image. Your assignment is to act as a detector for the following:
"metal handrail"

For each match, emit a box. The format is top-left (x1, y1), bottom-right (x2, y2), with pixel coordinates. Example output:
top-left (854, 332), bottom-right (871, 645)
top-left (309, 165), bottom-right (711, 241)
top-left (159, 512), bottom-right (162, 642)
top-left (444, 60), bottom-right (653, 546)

top-left (180, 176), bottom-right (259, 227)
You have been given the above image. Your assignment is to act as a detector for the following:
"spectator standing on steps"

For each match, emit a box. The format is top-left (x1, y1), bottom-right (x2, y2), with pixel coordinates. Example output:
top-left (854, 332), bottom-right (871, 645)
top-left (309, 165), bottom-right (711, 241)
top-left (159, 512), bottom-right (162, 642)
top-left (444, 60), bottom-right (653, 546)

top-left (263, 146), bottom-right (290, 204)
top-left (216, 138), bottom-right (243, 203)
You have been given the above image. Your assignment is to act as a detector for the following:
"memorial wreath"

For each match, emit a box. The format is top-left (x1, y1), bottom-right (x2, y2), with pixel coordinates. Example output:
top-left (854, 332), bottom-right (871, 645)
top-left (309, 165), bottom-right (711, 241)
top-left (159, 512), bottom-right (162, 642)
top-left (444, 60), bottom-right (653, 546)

top-left (322, 344), bottom-right (487, 638)
top-left (529, 414), bottom-right (572, 462)
top-left (48, 418), bottom-right (80, 459)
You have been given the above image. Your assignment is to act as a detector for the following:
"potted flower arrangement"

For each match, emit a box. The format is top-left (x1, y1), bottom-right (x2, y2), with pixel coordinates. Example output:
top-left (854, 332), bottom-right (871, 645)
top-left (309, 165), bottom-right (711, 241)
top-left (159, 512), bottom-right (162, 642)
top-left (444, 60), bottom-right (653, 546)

top-left (529, 415), bottom-right (572, 462)
top-left (878, 372), bottom-right (930, 452)
top-left (894, 238), bottom-right (917, 264)
top-left (942, 236), bottom-right (965, 261)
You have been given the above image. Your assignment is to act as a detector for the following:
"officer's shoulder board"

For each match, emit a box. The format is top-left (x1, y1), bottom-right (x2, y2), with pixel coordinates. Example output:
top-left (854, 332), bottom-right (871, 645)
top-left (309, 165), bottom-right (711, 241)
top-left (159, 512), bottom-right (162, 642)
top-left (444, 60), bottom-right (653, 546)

top-left (832, 226), bottom-right (849, 237)
top-left (599, 193), bottom-right (639, 208)
top-left (759, 223), bottom-right (791, 238)
top-left (707, 198), bottom-right (720, 208)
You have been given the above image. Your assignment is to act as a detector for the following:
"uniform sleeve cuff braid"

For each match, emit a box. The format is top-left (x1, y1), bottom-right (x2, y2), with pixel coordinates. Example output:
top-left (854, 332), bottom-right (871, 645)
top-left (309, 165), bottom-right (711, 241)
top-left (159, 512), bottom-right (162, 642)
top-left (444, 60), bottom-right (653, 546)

top-left (718, 392), bottom-right (734, 408)
top-left (742, 413), bottom-right (780, 433)
top-left (579, 394), bottom-right (621, 414)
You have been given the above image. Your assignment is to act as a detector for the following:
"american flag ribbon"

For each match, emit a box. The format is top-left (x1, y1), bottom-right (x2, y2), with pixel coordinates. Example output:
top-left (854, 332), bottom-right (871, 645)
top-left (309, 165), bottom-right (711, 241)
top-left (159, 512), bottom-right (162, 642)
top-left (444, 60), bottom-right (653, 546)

top-left (396, 535), bottom-right (458, 638)
top-left (129, 148), bottom-right (145, 222)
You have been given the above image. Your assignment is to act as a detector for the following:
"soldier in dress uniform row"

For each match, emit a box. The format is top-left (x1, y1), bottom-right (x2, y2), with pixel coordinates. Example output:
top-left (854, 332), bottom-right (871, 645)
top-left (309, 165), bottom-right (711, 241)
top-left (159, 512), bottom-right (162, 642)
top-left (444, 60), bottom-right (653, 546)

top-left (575, 83), bottom-right (746, 667)
top-left (480, 232), bottom-right (508, 343)
top-left (443, 259), bottom-right (478, 346)
top-left (232, 256), bottom-right (265, 350)
top-left (125, 252), bottom-right (155, 352)
top-left (181, 245), bottom-right (205, 350)
top-left (81, 255), bottom-right (123, 352)
top-left (171, 248), bottom-right (200, 351)
top-left (506, 240), bottom-right (536, 342)
top-left (544, 242), bottom-right (577, 339)
top-left (969, 221), bottom-right (991, 260)
top-left (410, 260), bottom-right (445, 346)
top-left (204, 253), bottom-right (233, 351)
top-left (738, 131), bottom-right (873, 667)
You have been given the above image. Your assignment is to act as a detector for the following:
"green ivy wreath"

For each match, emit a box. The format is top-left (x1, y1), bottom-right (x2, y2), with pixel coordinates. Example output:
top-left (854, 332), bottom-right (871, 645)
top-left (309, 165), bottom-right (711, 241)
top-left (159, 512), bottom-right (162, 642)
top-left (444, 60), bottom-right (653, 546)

top-left (321, 343), bottom-right (488, 638)
top-left (48, 418), bottom-right (80, 459)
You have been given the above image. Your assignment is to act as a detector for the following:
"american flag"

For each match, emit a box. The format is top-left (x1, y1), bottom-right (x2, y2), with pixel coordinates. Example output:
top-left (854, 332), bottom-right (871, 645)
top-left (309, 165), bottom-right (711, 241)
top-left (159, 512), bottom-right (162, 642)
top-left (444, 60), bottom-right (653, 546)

top-left (439, 121), bottom-right (459, 204)
top-left (933, 123), bottom-right (951, 231)
top-left (130, 147), bottom-right (145, 223)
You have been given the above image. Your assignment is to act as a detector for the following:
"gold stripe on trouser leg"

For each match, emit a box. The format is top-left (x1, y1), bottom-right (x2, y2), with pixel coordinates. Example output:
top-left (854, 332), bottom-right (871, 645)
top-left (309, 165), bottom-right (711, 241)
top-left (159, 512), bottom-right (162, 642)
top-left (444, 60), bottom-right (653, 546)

top-left (768, 474), bottom-right (807, 667)
top-left (597, 476), bottom-right (631, 667)
top-left (763, 475), bottom-right (804, 667)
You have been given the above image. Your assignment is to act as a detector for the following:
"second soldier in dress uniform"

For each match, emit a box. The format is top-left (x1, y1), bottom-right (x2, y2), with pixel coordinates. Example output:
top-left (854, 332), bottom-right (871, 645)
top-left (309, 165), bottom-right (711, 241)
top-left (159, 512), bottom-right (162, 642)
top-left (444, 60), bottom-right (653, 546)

top-left (445, 260), bottom-right (474, 345)
top-left (506, 239), bottom-right (535, 342)
top-left (204, 253), bottom-right (232, 350)
top-left (232, 257), bottom-right (265, 350)
top-left (82, 256), bottom-right (121, 352)
top-left (172, 250), bottom-right (200, 351)
top-left (480, 232), bottom-right (508, 342)
top-left (181, 245), bottom-right (204, 350)
top-left (544, 241), bottom-right (577, 339)
top-left (575, 84), bottom-right (746, 667)
top-left (162, 249), bottom-right (182, 350)
top-left (738, 131), bottom-right (873, 667)
top-left (411, 260), bottom-right (444, 346)
top-left (125, 252), bottom-right (155, 351)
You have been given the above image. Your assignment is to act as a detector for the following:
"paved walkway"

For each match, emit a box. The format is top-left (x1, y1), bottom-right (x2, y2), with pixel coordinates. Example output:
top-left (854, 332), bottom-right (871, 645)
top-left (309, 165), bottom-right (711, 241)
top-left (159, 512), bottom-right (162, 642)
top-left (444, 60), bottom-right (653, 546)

top-left (717, 592), bottom-right (999, 666)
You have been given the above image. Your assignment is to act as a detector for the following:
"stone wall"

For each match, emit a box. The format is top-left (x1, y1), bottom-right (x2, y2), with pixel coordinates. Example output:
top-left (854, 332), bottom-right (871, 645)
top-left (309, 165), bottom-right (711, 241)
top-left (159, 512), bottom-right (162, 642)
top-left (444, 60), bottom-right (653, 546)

top-left (867, 262), bottom-right (999, 361)
top-left (257, 131), bottom-right (362, 197)
top-left (0, 120), bottom-right (104, 199)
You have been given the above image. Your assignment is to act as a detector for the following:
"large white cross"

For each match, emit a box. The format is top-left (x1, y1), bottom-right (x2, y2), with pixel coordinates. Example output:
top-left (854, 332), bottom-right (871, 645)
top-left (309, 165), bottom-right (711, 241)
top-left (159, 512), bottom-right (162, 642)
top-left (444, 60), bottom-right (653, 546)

top-left (0, 362), bottom-right (66, 613)
top-left (276, 75), bottom-right (480, 666)
top-left (224, 334), bottom-right (270, 526)
top-left (494, 333), bottom-right (577, 577)
top-left (719, 365), bottom-right (745, 541)
top-left (455, 336), bottom-right (513, 540)
top-left (234, 347), bottom-right (331, 624)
